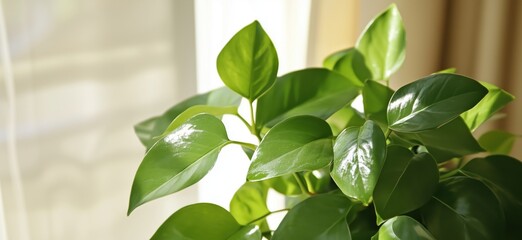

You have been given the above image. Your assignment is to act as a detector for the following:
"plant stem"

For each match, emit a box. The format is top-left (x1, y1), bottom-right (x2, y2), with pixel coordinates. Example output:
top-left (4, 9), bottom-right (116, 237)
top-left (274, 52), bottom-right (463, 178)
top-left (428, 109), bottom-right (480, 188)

top-left (248, 100), bottom-right (262, 141)
top-left (385, 129), bottom-right (393, 139)
top-left (235, 113), bottom-right (253, 131)
top-left (293, 173), bottom-right (310, 195)
top-left (229, 141), bottom-right (257, 150)
top-left (246, 208), bottom-right (290, 226)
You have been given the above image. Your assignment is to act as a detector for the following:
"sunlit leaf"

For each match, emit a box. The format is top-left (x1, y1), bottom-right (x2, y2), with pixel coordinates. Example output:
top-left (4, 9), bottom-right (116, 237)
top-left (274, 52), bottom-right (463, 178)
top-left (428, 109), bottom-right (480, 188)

top-left (356, 4), bottom-right (405, 80)
top-left (256, 68), bottom-right (362, 130)
top-left (421, 177), bottom-right (505, 240)
top-left (331, 120), bottom-right (386, 204)
top-left (128, 114), bottom-right (229, 214)
top-left (323, 48), bottom-right (351, 69)
top-left (161, 105), bottom-right (238, 136)
top-left (227, 225), bottom-right (262, 240)
top-left (461, 81), bottom-right (514, 131)
top-left (217, 21), bottom-right (278, 101)
top-left (478, 130), bottom-right (516, 154)
top-left (272, 193), bottom-right (354, 240)
top-left (387, 73), bottom-right (488, 132)
top-left (230, 181), bottom-right (270, 230)
top-left (248, 116), bottom-right (333, 181)
top-left (372, 216), bottom-right (435, 240)
top-left (333, 48), bottom-right (372, 84)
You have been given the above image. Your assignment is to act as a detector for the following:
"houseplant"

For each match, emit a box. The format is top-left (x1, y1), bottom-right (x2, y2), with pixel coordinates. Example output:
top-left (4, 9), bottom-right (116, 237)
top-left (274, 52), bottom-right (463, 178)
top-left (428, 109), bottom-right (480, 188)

top-left (128, 4), bottom-right (522, 239)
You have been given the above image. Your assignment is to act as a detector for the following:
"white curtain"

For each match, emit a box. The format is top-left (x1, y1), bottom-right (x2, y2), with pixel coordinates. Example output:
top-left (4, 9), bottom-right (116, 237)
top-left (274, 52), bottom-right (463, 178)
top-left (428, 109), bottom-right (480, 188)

top-left (0, 0), bottom-right (313, 239)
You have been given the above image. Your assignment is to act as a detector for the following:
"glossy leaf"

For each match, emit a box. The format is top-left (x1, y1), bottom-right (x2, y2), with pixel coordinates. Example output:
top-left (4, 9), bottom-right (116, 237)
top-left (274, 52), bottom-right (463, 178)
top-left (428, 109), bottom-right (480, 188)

top-left (363, 80), bottom-right (394, 125)
top-left (327, 106), bottom-right (365, 135)
top-left (395, 117), bottom-right (483, 162)
top-left (323, 48), bottom-right (351, 69)
top-left (128, 114), bottom-right (229, 214)
top-left (248, 116), bottom-right (333, 181)
top-left (387, 73), bottom-right (488, 132)
top-left (478, 130), bottom-right (516, 154)
top-left (217, 21), bottom-right (278, 101)
top-left (333, 48), bottom-right (372, 84)
top-left (135, 87), bottom-right (241, 149)
top-left (331, 120), bottom-right (386, 204)
top-left (230, 182), bottom-right (270, 227)
top-left (356, 4), bottom-right (405, 80)
top-left (373, 146), bottom-right (438, 219)
top-left (460, 155), bottom-right (522, 233)
top-left (272, 193), bottom-right (354, 240)
top-left (256, 68), bottom-right (362, 129)
top-left (372, 216), bottom-right (435, 240)
top-left (151, 203), bottom-right (241, 240)
top-left (161, 105), bottom-right (238, 136)
top-left (421, 177), bottom-right (505, 240)
top-left (227, 225), bottom-right (262, 240)
top-left (461, 81), bottom-right (514, 131)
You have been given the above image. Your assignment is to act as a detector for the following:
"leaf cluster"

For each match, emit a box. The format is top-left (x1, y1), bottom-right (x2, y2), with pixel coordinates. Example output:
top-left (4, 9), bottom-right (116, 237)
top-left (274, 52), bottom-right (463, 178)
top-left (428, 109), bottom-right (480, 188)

top-left (129, 4), bottom-right (521, 239)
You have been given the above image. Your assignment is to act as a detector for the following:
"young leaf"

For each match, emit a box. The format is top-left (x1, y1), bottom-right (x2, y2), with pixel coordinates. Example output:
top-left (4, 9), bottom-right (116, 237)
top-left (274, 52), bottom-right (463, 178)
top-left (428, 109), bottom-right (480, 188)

top-left (395, 117), bottom-right (483, 162)
top-left (256, 68), bottom-right (362, 130)
top-left (362, 80), bottom-right (394, 125)
top-left (217, 21), bottom-right (278, 101)
top-left (421, 177), bottom-right (505, 240)
top-left (478, 130), bottom-right (516, 154)
top-left (151, 203), bottom-right (255, 240)
top-left (128, 114), bottom-right (230, 214)
top-left (323, 48), bottom-right (351, 69)
top-left (387, 73), bottom-right (488, 132)
top-left (247, 116), bottom-right (333, 181)
top-left (372, 216), bottom-right (435, 240)
top-left (272, 193), bottom-right (354, 240)
top-left (356, 4), bottom-right (406, 80)
top-left (331, 120), bottom-right (386, 204)
top-left (373, 146), bottom-right (438, 219)
top-left (460, 155), bottom-right (522, 234)
top-left (135, 87), bottom-right (241, 149)
top-left (333, 48), bottom-right (372, 84)
top-left (461, 81), bottom-right (514, 131)
top-left (230, 182), bottom-right (270, 227)
top-left (160, 105), bottom-right (238, 136)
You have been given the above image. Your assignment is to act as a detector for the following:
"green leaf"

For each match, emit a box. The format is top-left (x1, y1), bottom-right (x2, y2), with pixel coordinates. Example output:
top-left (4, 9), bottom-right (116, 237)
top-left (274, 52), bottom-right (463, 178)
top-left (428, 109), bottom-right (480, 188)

top-left (230, 182), bottom-right (270, 227)
top-left (327, 106), bottom-right (366, 135)
top-left (135, 87), bottom-right (241, 149)
top-left (267, 174), bottom-right (303, 195)
top-left (151, 203), bottom-right (242, 240)
top-left (435, 67), bottom-right (457, 74)
top-left (387, 73), bottom-right (488, 132)
top-left (160, 105), bottom-right (238, 137)
top-left (217, 20), bottom-right (278, 101)
top-left (303, 167), bottom-right (334, 194)
top-left (256, 68), bottom-right (362, 130)
top-left (272, 193), bottom-right (354, 240)
top-left (362, 80), bottom-right (394, 125)
top-left (227, 225), bottom-right (262, 240)
top-left (349, 206), bottom-right (379, 240)
top-left (128, 114), bottom-right (230, 214)
top-left (333, 48), bottom-right (372, 84)
top-left (421, 177), bottom-right (505, 240)
top-left (372, 216), bottom-right (435, 240)
top-left (478, 130), bottom-right (516, 154)
top-left (331, 120), bottom-right (386, 204)
top-left (461, 81), bottom-right (514, 131)
top-left (356, 4), bottom-right (405, 80)
top-left (373, 146), bottom-right (438, 219)
top-left (323, 48), bottom-right (351, 69)
top-left (395, 117), bottom-right (483, 162)
top-left (460, 155), bottom-right (522, 234)
top-left (248, 116), bottom-right (333, 181)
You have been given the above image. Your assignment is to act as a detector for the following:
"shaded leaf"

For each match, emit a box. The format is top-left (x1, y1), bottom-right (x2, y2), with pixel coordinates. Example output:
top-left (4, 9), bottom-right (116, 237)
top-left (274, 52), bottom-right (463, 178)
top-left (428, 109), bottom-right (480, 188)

top-left (227, 225), bottom-right (262, 240)
top-left (151, 203), bottom-right (241, 240)
top-left (267, 174), bottom-right (303, 195)
top-left (356, 4), bottom-right (405, 80)
top-left (248, 116), bottom-right (333, 181)
top-left (272, 193), bottom-right (354, 240)
top-left (461, 81), bottom-right (514, 131)
top-left (421, 177), bottom-right (505, 240)
top-left (256, 68), bottom-right (362, 130)
top-left (349, 206), bottom-right (379, 240)
top-left (128, 114), bottom-right (229, 214)
top-left (303, 167), bottom-right (334, 194)
top-left (230, 181), bottom-right (270, 230)
top-left (331, 120), bottom-right (386, 204)
top-left (372, 216), bottom-right (435, 240)
top-left (387, 73), bottom-right (488, 132)
top-left (135, 87), bottom-right (240, 149)
top-left (333, 48), bottom-right (372, 84)
top-left (363, 80), bottom-right (394, 125)
top-left (327, 105), bottom-right (366, 135)
top-left (373, 146), bottom-right (438, 219)
top-left (323, 48), bottom-right (351, 69)
top-left (161, 105), bottom-right (238, 136)
top-left (217, 21), bottom-right (278, 101)
top-left (478, 130), bottom-right (516, 154)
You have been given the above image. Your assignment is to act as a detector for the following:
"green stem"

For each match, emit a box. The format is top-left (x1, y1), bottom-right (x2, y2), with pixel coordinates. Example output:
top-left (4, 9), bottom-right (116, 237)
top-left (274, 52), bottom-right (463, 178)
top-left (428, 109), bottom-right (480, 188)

top-left (235, 113), bottom-right (253, 131)
top-left (229, 141), bottom-right (257, 150)
top-left (248, 100), bottom-right (262, 141)
top-left (293, 173), bottom-right (310, 195)
top-left (246, 208), bottom-right (290, 226)
top-left (385, 129), bottom-right (393, 139)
